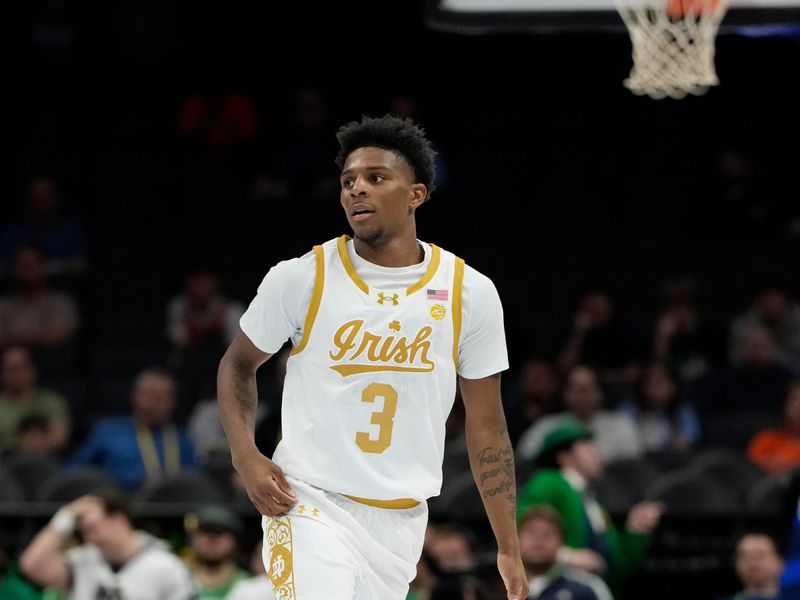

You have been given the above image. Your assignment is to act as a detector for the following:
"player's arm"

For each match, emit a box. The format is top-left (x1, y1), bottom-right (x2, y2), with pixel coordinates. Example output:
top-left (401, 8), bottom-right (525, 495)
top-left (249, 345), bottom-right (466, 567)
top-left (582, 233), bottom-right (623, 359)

top-left (460, 373), bottom-right (528, 600)
top-left (217, 331), bottom-right (296, 515)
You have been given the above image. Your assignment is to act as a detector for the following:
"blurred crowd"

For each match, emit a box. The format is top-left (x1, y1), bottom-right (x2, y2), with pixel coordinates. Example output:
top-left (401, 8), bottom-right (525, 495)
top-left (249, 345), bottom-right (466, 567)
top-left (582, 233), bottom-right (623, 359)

top-left (1, 169), bottom-right (799, 599)
top-left (1, 42), bottom-right (799, 600)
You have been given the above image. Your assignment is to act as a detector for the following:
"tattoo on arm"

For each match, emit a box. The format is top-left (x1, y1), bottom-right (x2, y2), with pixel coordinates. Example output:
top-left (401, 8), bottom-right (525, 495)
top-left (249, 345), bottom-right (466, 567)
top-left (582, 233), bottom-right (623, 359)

top-left (477, 442), bottom-right (517, 518)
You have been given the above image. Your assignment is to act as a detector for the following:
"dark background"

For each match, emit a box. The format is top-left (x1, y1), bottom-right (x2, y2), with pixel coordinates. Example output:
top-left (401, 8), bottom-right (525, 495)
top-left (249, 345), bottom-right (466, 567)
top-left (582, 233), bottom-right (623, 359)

top-left (1, 1), bottom-right (799, 597)
top-left (2, 0), bottom-right (798, 360)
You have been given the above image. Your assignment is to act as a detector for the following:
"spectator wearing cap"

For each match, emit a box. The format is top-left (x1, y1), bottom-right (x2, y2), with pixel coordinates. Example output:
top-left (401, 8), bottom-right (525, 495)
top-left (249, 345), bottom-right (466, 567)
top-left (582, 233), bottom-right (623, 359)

top-left (517, 420), bottom-right (662, 593)
top-left (185, 505), bottom-right (249, 599)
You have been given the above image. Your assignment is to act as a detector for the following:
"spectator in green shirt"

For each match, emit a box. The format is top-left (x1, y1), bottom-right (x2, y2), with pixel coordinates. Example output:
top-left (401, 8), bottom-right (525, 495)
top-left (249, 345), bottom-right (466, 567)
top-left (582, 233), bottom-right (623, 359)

top-left (0, 345), bottom-right (70, 453)
top-left (517, 419), bottom-right (662, 592)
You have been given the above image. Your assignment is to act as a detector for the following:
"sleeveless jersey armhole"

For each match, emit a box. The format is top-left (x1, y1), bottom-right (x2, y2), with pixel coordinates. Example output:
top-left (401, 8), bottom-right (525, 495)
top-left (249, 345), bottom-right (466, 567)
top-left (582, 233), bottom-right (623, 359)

top-left (291, 245), bottom-right (325, 356)
top-left (451, 257), bottom-right (465, 368)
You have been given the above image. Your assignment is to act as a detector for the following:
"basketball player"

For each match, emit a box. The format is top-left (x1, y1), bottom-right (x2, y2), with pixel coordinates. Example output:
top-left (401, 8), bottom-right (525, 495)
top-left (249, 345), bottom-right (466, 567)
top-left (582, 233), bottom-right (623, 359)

top-left (217, 114), bottom-right (527, 599)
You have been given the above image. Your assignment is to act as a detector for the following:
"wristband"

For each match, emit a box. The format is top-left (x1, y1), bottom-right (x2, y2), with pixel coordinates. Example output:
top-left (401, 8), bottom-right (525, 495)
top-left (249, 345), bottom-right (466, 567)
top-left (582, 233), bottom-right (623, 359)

top-left (50, 506), bottom-right (77, 537)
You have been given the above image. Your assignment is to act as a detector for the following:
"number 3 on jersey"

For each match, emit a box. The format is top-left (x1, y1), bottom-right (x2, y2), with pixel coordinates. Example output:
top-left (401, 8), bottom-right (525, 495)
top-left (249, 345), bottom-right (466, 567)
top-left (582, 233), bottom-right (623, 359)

top-left (356, 383), bottom-right (398, 453)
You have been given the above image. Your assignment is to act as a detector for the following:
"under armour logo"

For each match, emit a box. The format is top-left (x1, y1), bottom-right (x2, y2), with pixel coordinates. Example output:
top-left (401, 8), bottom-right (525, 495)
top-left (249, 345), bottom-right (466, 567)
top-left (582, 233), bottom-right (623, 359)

top-left (377, 292), bottom-right (399, 305)
top-left (271, 555), bottom-right (286, 580)
top-left (297, 504), bottom-right (319, 517)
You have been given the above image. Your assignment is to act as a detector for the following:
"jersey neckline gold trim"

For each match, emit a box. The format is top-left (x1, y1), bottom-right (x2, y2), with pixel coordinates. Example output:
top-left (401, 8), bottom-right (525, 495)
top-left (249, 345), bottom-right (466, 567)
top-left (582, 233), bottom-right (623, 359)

top-left (336, 235), bottom-right (441, 297)
top-left (290, 245), bottom-right (325, 356)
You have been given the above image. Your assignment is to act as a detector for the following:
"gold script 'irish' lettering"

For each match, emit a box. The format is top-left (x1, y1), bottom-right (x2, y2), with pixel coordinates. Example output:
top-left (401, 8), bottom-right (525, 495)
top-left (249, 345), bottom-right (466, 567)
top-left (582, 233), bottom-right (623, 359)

top-left (329, 319), bottom-right (436, 377)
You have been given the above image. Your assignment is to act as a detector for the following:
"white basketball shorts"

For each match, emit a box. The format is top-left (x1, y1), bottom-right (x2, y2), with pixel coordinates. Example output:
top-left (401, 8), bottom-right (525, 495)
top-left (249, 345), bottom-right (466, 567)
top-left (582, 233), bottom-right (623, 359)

top-left (262, 475), bottom-right (428, 600)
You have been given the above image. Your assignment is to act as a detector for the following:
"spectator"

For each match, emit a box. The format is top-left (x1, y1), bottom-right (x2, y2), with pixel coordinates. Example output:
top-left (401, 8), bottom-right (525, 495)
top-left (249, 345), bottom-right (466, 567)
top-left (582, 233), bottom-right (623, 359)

top-left (518, 504), bottom-right (612, 600)
top-left (413, 523), bottom-right (475, 600)
top-left (0, 177), bottom-right (88, 281)
top-left (227, 542), bottom-right (275, 600)
top-left (188, 394), bottom-right (263, 464)
top-left (167, 267), bottom-right (243, 351)
top-left (517, 420), bottom-right (662, 592)
top-left (0, 245), bottom-right (80, 350)
top-left (387, 93), bottom-right (449, 193)
top-left (68, 368), bottom-right (196, 490)
top-left (19, 492), bottom-right (196, 599)
top-left (652, 278), bottom-right (722, 381)
top-left (730, 282), bottom-right (800, 374)
top-left (185, 505), bottom-right (249, 599)
top-left (618, 363), bottom-right (701, 454)
top-left (517, 366), bottom-right (644, 463)
top-left (167, 267), bottom-right (244, 413)
top-left (504, 357), bottom-right (560, 445)
top-left (748, 381), bottom-right (800, 478)
top-left (3, 414), bottom-right (56, 460)
top-left (557, 286), bottom-right (639, 388)
top-left (179, 89), bottom-right (257, 151)
top-left (249, 89), bottom-right (338, 203)
top-left (718, 533), bottom-right (785, 600)
top-left (702, 324), bottom-right (795, 448)
top-left (406, 550), bottom-right (438, 600)
top-left (0, 562), bottom-right (67, 599)
top-left (0, 345), bottom-right (70, 454)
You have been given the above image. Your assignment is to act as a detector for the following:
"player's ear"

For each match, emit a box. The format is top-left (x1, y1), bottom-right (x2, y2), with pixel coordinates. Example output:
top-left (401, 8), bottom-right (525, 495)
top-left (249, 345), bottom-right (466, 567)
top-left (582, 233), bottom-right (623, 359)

top-left (409, 183), bottom-right (427, 209)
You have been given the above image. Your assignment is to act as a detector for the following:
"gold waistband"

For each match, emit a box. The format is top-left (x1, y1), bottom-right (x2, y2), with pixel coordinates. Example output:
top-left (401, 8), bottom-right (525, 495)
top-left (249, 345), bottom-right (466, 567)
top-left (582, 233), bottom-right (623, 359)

top-left (343, 494), bottom-right (421, 509)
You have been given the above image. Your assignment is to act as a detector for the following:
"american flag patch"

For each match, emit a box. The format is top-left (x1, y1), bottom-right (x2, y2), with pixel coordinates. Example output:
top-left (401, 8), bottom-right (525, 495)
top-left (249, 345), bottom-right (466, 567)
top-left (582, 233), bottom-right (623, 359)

top-left (427, 289), bottom-right (449, 301)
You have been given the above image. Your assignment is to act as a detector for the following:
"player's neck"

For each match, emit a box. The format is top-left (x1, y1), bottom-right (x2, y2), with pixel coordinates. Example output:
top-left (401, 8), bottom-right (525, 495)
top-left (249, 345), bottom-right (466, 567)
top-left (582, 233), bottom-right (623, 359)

top-left (352, 233), bottom-right (423, 268)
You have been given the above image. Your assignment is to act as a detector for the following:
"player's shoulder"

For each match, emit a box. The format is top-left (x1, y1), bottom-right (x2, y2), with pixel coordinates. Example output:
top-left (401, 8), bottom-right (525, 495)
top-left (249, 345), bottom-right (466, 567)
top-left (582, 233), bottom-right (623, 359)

top-left (257, 244), bottom-right (322, 289)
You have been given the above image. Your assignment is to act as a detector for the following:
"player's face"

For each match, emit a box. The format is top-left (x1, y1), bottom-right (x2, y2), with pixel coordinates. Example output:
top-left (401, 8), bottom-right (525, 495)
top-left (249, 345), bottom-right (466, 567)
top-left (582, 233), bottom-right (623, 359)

top-left (340, 146), bottom-right (426, 245)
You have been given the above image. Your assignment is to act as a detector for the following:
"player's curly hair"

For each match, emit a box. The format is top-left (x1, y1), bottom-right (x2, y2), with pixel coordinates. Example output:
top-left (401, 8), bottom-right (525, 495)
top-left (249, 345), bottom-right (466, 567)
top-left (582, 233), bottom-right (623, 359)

top-left (334, 114), bottom-right (437, 199)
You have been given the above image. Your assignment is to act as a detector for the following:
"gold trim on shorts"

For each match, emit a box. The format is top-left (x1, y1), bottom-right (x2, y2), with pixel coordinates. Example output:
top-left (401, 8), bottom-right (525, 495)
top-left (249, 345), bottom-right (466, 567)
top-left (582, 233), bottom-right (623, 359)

top-left (343, 494), bottom-right (421, 509)
top-left (265, 516), bottom-right (296, 600)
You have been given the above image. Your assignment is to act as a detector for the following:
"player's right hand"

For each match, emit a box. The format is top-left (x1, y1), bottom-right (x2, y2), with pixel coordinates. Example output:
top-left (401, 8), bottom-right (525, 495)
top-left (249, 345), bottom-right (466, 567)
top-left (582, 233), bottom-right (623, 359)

top-left (236, 451), bottom-right (297, 516)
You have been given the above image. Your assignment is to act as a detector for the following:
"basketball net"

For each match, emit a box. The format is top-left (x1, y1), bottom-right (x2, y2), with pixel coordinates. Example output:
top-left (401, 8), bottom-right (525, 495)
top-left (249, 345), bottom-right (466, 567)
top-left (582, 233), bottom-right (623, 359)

top-left (614, 0), bottom-right (731, 99)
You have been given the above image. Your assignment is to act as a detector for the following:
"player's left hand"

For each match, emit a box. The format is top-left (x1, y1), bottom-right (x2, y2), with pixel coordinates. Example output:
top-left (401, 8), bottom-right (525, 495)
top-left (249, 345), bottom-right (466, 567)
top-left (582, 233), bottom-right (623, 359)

top-left (497, 551), bottom-right (528, 600)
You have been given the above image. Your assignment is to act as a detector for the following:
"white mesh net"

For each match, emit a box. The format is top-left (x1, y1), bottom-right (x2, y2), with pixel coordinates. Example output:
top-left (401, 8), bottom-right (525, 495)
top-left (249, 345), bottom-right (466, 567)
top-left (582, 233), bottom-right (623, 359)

top-left (614, 0), bottom-right (731, 99)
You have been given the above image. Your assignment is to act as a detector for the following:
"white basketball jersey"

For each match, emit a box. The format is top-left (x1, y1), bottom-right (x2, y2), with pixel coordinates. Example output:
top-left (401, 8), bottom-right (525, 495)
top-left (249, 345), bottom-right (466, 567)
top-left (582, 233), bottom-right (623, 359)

top-left (273, 235), bottom-right (465, 502)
